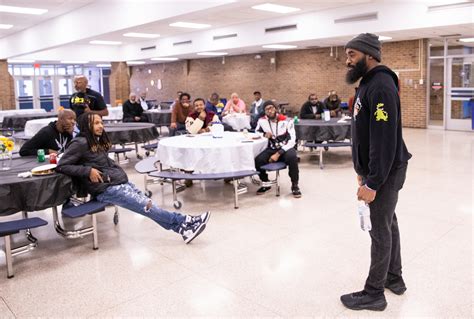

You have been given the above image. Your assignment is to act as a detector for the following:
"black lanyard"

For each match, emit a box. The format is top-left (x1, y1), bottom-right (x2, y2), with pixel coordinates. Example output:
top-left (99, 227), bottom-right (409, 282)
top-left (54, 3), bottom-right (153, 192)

top-left (268, 118), bottom-right (279, 137)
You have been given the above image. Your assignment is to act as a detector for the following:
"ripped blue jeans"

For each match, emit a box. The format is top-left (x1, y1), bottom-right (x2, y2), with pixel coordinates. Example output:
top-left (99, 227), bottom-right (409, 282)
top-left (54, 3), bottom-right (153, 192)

top-left (96, 182), bottom-right (185, 233)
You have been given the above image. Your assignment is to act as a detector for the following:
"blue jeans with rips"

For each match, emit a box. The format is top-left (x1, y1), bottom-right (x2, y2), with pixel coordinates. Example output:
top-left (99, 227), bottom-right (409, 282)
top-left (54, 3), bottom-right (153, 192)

top-left (96, 182), bottom-right (185, 233)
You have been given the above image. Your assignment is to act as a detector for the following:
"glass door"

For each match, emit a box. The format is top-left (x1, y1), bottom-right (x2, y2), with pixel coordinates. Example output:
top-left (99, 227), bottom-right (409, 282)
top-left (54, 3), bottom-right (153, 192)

top-left (446, 57), bottom-right (474, 131)
top-left (15, 77), bottom-right (35, 109)
top-left (57, 77), bottom-right (73, 108)
top-left (37, 76), bottom-right (54, 111)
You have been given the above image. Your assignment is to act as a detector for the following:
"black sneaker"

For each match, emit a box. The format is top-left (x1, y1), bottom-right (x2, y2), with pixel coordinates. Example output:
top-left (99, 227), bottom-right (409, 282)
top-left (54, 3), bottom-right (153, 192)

top-left (184, 180), bottom-right (193, 187)
top-left (385, 276), bottom-right (407, 295)
top-left (340, 290), bottom-right (387, 311)
top-left (256, 186), bottom-right (271, 195)
top-left (185, 211), bottom-right (211, 226)
top-left (179, 212), bottom-right (210, 244)
top-left (291, 185), bottom-right (302, 198)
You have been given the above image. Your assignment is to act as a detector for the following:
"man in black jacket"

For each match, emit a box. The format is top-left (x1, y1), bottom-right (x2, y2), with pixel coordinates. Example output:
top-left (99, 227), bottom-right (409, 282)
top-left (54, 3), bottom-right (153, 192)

top-left (340, 33), bottom-right (412, 311)
top-left (69, 75), bottom-right (108, 118)
top-left (122, 92), bottom-right (148, 122)
top-left (57, 113), bottom-right (210, 244)
top-left (19, 109), bottom-right (76, 156)
top-left (299, 93), bottom-right (324, 119)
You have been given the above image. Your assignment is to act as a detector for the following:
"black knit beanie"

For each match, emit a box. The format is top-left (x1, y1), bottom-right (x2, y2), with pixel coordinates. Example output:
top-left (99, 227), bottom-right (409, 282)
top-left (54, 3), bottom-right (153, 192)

top-left (263, 100), bottom-right (276, 109)
top-left (345, 33), bottom-right (381, 62)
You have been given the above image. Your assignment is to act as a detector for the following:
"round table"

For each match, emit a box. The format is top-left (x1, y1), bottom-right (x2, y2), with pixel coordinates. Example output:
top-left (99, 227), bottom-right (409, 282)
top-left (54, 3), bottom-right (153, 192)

top-left (157, 131), bottom-right (267, 173)
top-left (295, 118), bottom-right (351, 141)
top-left (0, 155), bottom-right (73, 215)
top-left (105, 123), bottom-right (159, 144)
top-left (2, 113), bottom-right (58, 130)
top-left (221, 114), bottom-right (251, 131)
top-left (102, 107), bottom-right (123, 121)
top-left (0, 109), bottom-right (46, 123)
top-left (144, 110), bottom-right (172, 126)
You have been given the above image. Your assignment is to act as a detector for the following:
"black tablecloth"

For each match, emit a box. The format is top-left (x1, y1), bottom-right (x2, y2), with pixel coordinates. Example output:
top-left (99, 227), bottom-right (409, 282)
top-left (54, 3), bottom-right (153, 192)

top-left (105, 123), bottom-right (159, 144)
top-left (144, 110), bottom-right (172, 126)
top-left (0, 156), bottom-right (73, 215)
top-left (295, 118), bottom-right (351, 141)
top-left (2, 113), bottom-right (58, 130)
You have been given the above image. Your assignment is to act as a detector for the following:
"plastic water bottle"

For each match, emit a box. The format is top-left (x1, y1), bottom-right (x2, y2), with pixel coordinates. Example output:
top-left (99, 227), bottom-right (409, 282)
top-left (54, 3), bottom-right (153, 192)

top-left (293, 116), bottom-right (299, 124)
top-left (358, 201), bottom-right (372, 231)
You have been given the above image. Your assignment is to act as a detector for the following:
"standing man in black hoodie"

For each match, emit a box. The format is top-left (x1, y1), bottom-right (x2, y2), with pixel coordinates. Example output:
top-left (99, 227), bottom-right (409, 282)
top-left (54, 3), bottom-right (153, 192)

top-left (20, 109), bottom-right (76, 156)
top-left (340, 33), bottom-right (412, 311)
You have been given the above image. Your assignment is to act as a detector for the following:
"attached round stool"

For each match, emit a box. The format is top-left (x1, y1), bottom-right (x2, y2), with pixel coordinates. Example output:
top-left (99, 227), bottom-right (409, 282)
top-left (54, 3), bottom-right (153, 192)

top-left (260, 162), bottom-right (287, 196)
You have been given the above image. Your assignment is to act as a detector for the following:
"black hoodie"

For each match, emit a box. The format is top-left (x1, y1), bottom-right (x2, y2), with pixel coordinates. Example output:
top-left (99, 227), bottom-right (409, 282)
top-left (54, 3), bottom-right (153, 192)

top-left (351, 65), bottom-right (412, 191)
top-left (19, 121), bottom-right (73, 156)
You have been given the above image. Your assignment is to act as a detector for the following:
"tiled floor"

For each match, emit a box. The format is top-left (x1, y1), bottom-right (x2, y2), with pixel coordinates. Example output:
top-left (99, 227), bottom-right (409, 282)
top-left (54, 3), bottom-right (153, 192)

top-left (0, 128), bottom-right (472, 317)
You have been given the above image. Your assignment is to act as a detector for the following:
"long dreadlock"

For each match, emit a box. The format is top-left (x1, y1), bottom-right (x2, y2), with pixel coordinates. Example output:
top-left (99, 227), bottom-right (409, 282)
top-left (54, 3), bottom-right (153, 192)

top-left (77, 113), bottom-right (111, 153)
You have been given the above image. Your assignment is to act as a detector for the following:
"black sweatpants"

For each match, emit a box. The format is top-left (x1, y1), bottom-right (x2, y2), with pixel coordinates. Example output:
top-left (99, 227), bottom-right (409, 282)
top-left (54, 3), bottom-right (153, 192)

top-left (255, 148), bottom-right (299, 185)
top-left (363, 164), bottom-right (408, 295)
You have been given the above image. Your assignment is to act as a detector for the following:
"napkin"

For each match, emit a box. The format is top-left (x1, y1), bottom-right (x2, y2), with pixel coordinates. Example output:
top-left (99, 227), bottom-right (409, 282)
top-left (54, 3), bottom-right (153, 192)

top-left (18, 171), bottom-right (32, 178)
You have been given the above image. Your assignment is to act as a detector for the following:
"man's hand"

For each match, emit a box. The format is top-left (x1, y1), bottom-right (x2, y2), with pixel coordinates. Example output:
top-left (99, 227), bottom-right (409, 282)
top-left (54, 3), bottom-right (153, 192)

top-left (330, 110), bottom-right (336, 117)
top-left (269, 152), bottom-right (280, 163)
top-left (170, 122), bottom-right (177, 129)
top-left (89, 168), bottom-right (103, 183)
top-left (264, 132), bottom-right (273, 139)
top-left (198, 110), bottom-right (207, 121)
top-left (134, 116), bottom-right (141, 121)
top-left (357, 185), bottom-right (376, 203)
top-left (315, 114), bottom-right (322, 119)
top-left (357, 175), bottom-right (363, 186)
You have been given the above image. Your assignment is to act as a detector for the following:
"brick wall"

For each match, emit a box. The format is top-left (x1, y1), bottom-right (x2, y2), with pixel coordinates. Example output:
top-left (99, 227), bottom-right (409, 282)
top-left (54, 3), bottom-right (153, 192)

top-left (130, 39), bottom-right (428, 128)
top-left (0, 60), bottom-right (15, 110)
top-left (109, 62), bottom-right (131, 107)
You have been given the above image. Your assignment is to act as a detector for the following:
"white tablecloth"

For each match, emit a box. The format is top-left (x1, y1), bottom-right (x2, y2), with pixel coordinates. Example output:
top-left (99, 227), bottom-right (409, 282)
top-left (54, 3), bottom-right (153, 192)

top-left (0, 109), bottom-right (46, 123)
top-left (222, 114), bottom-right (251, 131)
top-left (24, 118), bottom-right (57, 137)
top-left (157, 131), bottom-right (267, 173)
top-left (103, 107), bottom-right (123, 121)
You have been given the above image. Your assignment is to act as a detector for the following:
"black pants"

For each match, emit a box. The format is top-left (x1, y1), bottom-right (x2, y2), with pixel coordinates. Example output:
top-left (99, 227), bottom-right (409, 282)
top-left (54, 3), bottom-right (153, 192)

top-left (255, 148), bottom-right (299, 185)
top-left (363, 164), bottom-right (408, 295)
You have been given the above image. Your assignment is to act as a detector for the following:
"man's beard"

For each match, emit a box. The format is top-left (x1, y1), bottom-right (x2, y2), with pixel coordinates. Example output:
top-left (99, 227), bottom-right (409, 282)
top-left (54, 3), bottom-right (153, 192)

top-left (345, 57), bottom-right (368, 84)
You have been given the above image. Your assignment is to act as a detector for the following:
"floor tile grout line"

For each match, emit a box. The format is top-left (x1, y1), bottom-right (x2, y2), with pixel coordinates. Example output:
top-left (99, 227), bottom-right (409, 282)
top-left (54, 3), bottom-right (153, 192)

top-left (0, 296), bottom-right (17, 318)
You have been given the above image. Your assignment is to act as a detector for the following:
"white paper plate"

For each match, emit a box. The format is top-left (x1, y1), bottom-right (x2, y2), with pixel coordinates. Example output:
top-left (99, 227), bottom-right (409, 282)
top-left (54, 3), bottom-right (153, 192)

top-left (31, 163), bottom-right (57, 176)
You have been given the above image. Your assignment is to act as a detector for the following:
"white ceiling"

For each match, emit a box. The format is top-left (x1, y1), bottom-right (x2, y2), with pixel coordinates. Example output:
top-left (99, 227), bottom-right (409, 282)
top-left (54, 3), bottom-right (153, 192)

top-left (1, 0), bottom-right (473, 64)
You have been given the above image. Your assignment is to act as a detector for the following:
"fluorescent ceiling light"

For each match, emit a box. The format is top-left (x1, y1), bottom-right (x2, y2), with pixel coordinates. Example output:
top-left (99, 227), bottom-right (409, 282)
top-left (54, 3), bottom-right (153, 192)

top-left (96, 64), bottom-right (112, 67)
top-left (127, 61), bottom-right (146, 65)
top-left (123, 32), bottom-right (160, 38)
top-left (151, 57), bottom-right (179, 61)
top-left (90, 40), bottom-right (122, 45)
top-left (0, 5), bottom-right (47, 15)
top-left (197, 52), bottom-right (228, 56)
top-left (7, 59), bottom-right (35, 63)
top-left (459, 37), bottom-right (474, 43)
top-left (262, 44), bottom-right (297, 49)
top-left (0, 24), bottom-right (13, 29)
top-left (378, 35), bottom-right (392, 41)
top-left (60, 60), bottom-right (89, 64)
top-left (252, 3), bottom-right (300, 14)
top-left (170, 22), bottom-right (210, 29)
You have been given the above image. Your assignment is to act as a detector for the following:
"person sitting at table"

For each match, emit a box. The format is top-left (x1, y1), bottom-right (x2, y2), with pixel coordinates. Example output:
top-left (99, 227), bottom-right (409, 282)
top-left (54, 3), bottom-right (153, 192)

top-left (56, 113), bottom-right (211, 244)
top-left (186, 98), bottom-right (220, 134)
top-left (69, 75), bottom-right (108, 118)
top-left (122, 93), bottom-right (148, 123)
top-left (205, 93), bottom-right (225, 118)
top-left (324, 90), bottom-right (342, 117)
top-left (170, 92), bottom-right (193, 136)
top-left (250, 91), bottom-right (266, 130)
top-left (19, 109), bottom-right (76, 156)
top-left (255, 101), bottom-right (301, 198)
top-left (169, 91), bottom-right (183, 110)
top-left (300, 93), bottom-right (324, 119)
top-left (223, 92), bottom-right (246, 115)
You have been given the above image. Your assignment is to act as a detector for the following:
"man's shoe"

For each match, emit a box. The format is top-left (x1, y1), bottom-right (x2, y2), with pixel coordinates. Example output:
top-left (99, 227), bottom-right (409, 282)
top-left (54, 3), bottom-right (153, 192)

top-left (185, 211), bottom-right (211, 226)
top-left (291, 185), bottom-right (302, 198)
top-left (385, 276), bottom-right (407, 295)
top-left (340, 290), bottom-right (387, 311)
top-left (256, 186), bottom-right (271, 195)
top-left (184, 180), bottom-right (193, 187)
top-left (179, 212), bottom-right (210, 244)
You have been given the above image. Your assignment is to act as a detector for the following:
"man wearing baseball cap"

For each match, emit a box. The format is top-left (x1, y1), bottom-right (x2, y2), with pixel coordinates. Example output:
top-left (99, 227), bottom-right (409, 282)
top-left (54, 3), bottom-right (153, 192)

top-left (340, 33), bottom-right (412, 311)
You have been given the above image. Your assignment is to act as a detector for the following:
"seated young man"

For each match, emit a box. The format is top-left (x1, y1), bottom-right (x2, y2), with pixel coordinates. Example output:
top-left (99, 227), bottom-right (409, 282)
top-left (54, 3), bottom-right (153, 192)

top-left (170, 92), bottom-right (193, 136)
top-left (20, 109), bottom-right (76, 156)
top-left (122, 92), bottom-right (148, 122)
top-left (255, 101), bottom-right (301, 198)
top-left (56, 113), bottom-right (210, 244)
top-left (186, 98), bottom-right (220, 134)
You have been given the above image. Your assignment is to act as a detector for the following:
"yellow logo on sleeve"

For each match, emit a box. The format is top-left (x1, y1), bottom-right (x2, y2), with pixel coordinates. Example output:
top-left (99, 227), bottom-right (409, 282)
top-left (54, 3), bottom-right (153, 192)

top-left (374, 103), bottom-right (388, 121)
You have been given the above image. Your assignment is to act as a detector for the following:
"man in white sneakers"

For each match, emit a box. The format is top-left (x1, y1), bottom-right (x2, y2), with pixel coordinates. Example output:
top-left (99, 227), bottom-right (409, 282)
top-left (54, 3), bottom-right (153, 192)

top-left (255, 100), bottom-right (301, 198)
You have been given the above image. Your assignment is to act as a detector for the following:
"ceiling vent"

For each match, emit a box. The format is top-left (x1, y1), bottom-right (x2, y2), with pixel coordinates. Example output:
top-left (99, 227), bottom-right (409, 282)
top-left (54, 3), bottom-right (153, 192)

top-left (265, 24), bottom-right (297, 33)
top-left (334, 12), bottom-right (378, 24)
top-left (173, 40), bottom-right (192, 46)
top-left (140, 45), bottom-right (156, 51)
top-left (428, 2), bottom-right (473, 11)
top-left (213, 33), bottom-right (238, 40)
